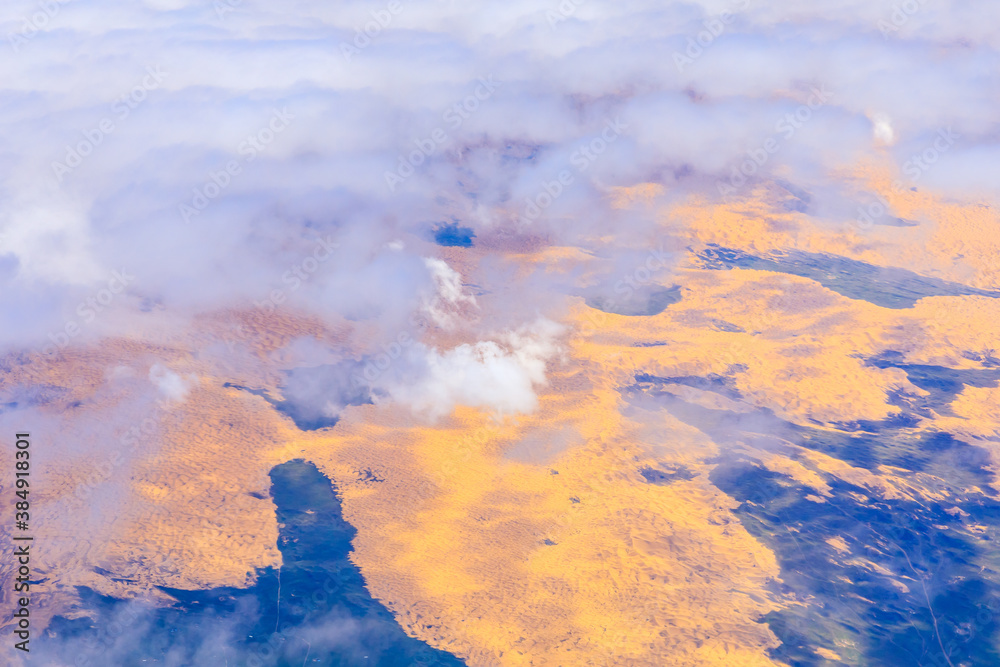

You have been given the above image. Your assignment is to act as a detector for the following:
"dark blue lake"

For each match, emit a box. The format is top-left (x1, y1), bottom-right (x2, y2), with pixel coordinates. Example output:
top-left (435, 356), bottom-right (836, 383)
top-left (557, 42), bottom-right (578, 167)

top-left (41, 459), bottom-right (466, 666)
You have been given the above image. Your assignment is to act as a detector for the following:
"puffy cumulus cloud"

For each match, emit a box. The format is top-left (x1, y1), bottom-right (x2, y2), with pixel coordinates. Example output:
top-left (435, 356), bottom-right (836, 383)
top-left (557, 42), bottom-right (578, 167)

top-left (0, 0), bottom-right (997, 401)
top-left (377, 318), bottom-right (564, 421)
top-left (870, 112), bottom-right (896, 146)
top-left (148, 363), bottom-right (196, 402)
top-left (421, 256), bottom-right (478, 329)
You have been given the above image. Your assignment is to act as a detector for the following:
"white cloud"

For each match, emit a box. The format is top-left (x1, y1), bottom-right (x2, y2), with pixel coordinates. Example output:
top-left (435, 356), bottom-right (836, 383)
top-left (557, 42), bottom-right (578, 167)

top-left (379, 318), bottom-right (564, 421)
top-left (871, 112), bottom-right (895, 146)
top-left (0, 0), bottom-right (995, 393)
top-left (149, 363), bottom-right (195, 402)
top-left (421, 257), bottom-right (477, 329)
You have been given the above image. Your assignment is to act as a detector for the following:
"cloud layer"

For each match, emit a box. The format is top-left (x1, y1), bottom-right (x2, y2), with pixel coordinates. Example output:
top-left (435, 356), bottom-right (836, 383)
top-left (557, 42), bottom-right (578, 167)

top-left (1, 0), bottom-right (997, 419)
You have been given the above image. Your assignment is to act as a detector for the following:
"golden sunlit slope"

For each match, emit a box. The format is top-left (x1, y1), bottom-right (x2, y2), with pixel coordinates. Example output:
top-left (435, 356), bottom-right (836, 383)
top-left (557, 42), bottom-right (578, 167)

top-left (3, 178), bottom-right (999, 666)
top-left (302, 375), bottom-right (783, 666)
top-left (0, 315), bottom-right (786, 666)
top-left (663, 166), bottom-right (1000, 291)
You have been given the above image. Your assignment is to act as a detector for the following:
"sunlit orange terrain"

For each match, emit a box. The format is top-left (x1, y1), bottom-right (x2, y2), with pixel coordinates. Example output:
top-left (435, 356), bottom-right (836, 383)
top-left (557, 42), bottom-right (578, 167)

top-left (3, 177), bottom-right (1000, 666)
